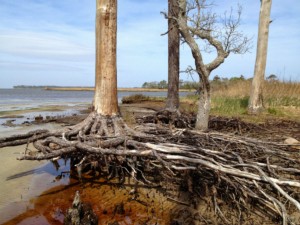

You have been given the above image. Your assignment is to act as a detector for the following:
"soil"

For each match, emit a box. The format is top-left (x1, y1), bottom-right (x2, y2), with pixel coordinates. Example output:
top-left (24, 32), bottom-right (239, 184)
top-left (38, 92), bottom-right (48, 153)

top-left (1, 103), bottom-right (300, 225)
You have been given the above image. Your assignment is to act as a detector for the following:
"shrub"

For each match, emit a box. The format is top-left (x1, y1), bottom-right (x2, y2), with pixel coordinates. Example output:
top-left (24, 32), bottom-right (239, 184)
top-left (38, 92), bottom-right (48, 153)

top-left (121, 94), bottom-right (150, 104)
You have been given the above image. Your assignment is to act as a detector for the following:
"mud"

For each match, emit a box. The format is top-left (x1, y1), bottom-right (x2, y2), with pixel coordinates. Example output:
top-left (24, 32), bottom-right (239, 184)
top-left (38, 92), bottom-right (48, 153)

top-left (2, 175), bottom-right (182, 225)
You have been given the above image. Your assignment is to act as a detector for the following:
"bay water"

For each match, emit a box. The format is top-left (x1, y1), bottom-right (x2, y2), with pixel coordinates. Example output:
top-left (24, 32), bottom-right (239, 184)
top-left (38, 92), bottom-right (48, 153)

top-left (0, 88), bottom-right (190, 125)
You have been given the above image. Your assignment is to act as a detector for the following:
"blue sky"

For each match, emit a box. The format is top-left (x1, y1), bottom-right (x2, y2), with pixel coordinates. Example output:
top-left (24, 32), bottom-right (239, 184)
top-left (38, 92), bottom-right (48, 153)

top-left (0, 0), bottom-right (299, 88)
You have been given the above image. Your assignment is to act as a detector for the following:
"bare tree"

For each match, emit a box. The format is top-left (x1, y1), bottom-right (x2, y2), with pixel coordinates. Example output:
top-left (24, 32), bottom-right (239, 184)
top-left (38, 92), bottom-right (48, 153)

top-left (166, 0), bottom-right (180, 111)
top-left (94, 0), bottom-right (118, 115)
top-left (171, 0), bottom-right (250, 130)
top-left (248, 0), bottom-right (272, 114)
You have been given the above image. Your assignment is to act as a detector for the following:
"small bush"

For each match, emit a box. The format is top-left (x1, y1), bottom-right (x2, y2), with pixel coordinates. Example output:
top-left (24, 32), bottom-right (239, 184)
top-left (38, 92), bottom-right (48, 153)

top-left (121, 94), bottom-right (150, 104)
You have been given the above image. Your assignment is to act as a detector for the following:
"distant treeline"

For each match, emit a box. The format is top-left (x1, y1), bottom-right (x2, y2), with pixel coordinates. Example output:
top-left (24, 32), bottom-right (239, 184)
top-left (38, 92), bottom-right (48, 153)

top-left (13, 85), bottom-right (93, 89)
top-left (141, 76), bottom-right (253, 90)
top-left (142, 80), bottom-right (198, 89)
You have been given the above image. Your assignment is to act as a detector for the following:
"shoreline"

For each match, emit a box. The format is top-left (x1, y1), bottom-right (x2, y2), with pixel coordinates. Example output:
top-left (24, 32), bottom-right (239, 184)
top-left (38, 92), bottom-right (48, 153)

top-left (44, 87), bottom-right (193, 92)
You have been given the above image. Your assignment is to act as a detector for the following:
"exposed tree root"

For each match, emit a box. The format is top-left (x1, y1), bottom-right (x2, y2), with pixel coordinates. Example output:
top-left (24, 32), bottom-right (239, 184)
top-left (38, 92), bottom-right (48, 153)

top-left (1, 112), bottom-right (300, 224)
top-left (136, 109), bottom-right (195, 128)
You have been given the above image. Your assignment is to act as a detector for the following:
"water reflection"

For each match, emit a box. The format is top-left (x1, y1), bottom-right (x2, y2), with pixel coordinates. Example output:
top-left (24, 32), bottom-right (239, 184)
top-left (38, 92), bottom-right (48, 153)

top-left (6, 159), bottom-right (70, 181)
top-left (0, 159), bottom-right (71, 224)
top-left (3, 168), bottom-right (178, 225)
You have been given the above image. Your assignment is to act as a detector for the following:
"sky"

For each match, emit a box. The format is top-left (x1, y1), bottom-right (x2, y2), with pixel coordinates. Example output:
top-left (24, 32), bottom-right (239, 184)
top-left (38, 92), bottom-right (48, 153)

top-left (0, 0), bottom-right (299, 88)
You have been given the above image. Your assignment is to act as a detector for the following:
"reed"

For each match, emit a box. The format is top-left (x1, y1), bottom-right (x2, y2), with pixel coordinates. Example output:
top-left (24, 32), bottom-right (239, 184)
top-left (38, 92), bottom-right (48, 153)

top-left (184, 80), bottom-right (300, 120)
top-left (121, 80), bottom-right (300, 121)
top-left (211, 80), bottom-right (300, 107)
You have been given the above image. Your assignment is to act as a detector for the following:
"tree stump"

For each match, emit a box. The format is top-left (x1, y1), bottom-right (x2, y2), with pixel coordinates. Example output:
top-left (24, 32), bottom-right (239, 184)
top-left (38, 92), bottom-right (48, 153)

top-left (64, 191), bottom-right (98, 225)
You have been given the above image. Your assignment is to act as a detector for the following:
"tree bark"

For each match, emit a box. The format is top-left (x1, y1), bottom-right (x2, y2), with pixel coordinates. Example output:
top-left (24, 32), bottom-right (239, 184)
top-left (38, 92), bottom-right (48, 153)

top-left (166, 0), bottom-right (180, 110)
top-left (248, 0), bottom-right (272, 114)
top-left (177, 0), bottom-right (211, 130)
top-left (174, 0), bottom-right (249, 130)
top-left (94, 0), bottom-right (119, 116)
top-left (195, 79), bottom-right (210, 130)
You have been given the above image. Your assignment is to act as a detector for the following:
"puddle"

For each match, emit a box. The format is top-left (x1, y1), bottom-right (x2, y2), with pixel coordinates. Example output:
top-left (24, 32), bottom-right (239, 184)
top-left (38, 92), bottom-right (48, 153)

top-left (0, 158), bottom-right (70, 224)
top-left (0, 124), bottom-right (70, 224)
top-left (2, 173), bottom-right (179, 225)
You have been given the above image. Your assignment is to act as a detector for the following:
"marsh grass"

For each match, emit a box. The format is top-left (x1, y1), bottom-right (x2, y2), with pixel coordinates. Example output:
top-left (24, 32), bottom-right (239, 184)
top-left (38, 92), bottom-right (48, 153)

top-left (211, 97), bottom-right (249, 116)
top-left (183, 80), bottom-right (300, 121)
top-left (121, 80), bottom-right (300, 122)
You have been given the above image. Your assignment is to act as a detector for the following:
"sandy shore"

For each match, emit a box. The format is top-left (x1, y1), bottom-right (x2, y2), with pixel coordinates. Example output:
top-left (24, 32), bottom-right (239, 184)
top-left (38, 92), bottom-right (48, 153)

top-left (0, 124), bottom-right (70, 224)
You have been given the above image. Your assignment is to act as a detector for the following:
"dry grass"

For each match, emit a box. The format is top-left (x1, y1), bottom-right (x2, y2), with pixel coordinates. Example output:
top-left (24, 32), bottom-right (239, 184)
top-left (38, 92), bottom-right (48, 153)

top-left (120, 80), bottom-right (300, 122)
top-left (212, 80), bottom-right (300, 100)
top-left (183, 80), bottom-right (300, 122)
top-left (211, 80), bottom-right (251, 98)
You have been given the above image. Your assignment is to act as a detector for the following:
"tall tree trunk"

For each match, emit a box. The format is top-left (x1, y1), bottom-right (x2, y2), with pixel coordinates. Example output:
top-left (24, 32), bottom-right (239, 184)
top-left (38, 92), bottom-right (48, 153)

top-left (166, 0), bottom-right (180, 110)
top-left (248, 0), bottom-right (272, 114)
top-left (195, 77), bottom-right (210, 130)
top-left (94, 0), bottom-right (118, 116)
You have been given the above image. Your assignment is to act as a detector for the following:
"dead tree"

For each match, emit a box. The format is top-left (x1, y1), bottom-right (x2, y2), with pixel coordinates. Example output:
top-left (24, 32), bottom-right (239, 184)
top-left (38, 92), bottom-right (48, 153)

top-left (166, 0), bottom-right (180, 111)
top-left (248, 0), bottom-right (272, 114)
top-left (165, 0), bottom-right (251, 130)
top-left (94, 0), bottom-right (118, 115)
top-left (151, 0), bottom-right (184, 128)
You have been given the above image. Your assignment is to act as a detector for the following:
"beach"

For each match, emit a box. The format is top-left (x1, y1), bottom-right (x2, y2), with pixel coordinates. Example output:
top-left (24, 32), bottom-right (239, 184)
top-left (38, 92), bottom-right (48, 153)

top-left (0, 123), bottom-right (73, 224)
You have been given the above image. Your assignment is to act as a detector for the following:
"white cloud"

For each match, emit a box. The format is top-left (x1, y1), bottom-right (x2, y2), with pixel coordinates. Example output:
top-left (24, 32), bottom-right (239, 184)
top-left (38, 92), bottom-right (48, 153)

top-left (0, 31), bottom-right (93, 61)
top-left (0, 0), bottom-right (299, 88)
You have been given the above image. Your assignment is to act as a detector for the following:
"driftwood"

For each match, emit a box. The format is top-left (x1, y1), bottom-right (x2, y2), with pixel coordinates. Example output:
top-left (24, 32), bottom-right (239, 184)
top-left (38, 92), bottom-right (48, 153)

top-left (1, 112), bottom-right (300, 224)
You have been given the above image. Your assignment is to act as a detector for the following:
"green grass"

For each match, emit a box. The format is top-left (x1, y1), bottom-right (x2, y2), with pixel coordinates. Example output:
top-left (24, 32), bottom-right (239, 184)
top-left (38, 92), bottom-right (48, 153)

top-left (211, 97), bottom-right (249, 116)
top-left (266, 97), bottom-right (300, 107)
top-left (267, 107), bottom-right (284, 116)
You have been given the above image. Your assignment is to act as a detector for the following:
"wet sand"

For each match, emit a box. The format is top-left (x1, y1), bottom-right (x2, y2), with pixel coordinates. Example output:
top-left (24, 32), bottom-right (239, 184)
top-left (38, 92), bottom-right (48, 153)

top-left (0, 124), bottom-right (69, 224)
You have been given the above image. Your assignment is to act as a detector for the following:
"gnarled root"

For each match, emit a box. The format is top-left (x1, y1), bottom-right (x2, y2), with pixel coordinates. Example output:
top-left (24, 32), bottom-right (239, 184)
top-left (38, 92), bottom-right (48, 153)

top-left (136, 109), bottom-right (195, 129)
top-left (13, 113), bottom-right (163, 186)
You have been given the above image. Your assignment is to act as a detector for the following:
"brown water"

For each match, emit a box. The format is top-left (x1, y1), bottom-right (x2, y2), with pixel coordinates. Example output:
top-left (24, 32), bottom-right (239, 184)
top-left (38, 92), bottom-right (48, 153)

top-left (2, 174), bottom-right (179, 225)
top-left (0, 153), bottom-right (70, 224)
